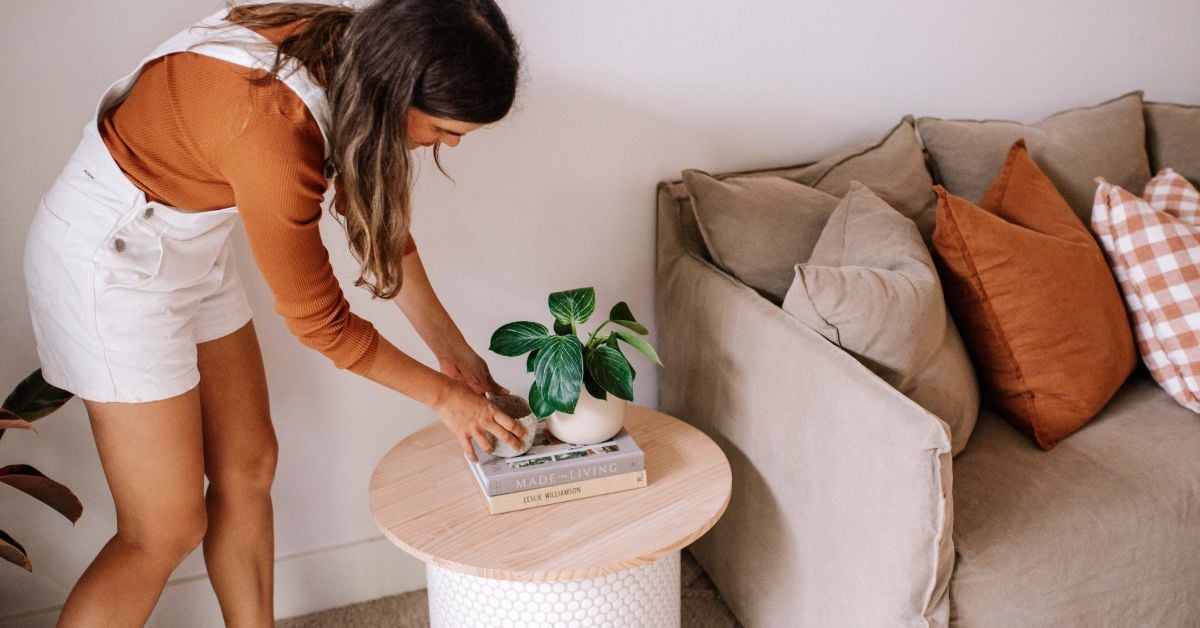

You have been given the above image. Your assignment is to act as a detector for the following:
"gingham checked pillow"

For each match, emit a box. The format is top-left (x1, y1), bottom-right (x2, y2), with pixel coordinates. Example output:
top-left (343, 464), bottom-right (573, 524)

top-left (1092, 169), bottom-right (1200, 411)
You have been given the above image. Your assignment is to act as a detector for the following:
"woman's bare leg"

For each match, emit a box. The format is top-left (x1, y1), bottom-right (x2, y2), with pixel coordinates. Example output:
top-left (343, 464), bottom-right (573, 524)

top-left (58, 387), bottom-right (207, 627)
top-left (196, 319), bottom-right (277, 627)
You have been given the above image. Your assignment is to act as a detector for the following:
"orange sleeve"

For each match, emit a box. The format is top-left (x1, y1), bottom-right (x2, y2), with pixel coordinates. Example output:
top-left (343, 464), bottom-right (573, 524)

top-left (215, 99), bottom-right (381, 376)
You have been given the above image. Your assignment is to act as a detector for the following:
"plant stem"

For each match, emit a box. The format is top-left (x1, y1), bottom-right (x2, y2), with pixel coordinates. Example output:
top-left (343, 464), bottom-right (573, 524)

top-left (586, 320), bottom-right (612, 349)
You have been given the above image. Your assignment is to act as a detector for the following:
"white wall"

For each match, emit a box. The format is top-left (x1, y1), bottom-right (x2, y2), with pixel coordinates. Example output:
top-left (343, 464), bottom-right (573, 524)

top-left (2, 0), bottom-right (1197, 624)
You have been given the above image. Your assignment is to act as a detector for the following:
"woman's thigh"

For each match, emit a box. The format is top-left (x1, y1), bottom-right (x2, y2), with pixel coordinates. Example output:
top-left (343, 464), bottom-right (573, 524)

top-left (83, 387), bottom-right (207, 542)
top-left (196, 319), bottom-right (277, 488)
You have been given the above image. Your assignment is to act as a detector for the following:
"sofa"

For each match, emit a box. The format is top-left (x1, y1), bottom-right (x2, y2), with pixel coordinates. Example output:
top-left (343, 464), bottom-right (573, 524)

top-left (655, 94), bottom-right (1200, 626)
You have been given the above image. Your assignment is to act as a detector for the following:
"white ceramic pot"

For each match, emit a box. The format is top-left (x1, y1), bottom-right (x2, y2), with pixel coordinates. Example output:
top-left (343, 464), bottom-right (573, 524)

top-left (545, 388), bottom-right (627, 445)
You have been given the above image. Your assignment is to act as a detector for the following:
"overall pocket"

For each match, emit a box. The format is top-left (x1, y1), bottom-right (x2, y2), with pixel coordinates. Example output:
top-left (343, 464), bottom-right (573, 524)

top-left (23, 201), bottom-right (71, 312)
top-left (98, 209), bottom-right (236, 292)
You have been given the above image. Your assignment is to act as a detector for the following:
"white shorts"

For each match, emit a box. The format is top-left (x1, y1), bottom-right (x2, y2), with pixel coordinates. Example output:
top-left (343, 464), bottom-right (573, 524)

top-left (22, 121), bottom-right (253, 403)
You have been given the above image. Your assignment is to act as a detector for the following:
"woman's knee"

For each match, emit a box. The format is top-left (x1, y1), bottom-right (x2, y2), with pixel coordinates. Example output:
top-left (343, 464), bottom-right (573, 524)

top-left (208, 428), bottom-right (279, 496)
top-left (116, 503), bottom-right (208, 564)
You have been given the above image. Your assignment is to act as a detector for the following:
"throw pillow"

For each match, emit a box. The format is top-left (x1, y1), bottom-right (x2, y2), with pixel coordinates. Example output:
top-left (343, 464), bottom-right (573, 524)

top-left (782, 182), bottom-right (979, 456)
top-left (682, 169), bottom-right (840, 303)
top-left (762, 116), bottom-right (939, 239)
top-left (1144, 102), bottom-right (1200, 187)
top-left (1092, 169), bottom-right (1200, 412)
top-left (932, 140), bottom-right (1137, 450)
top-left (918, 92), bottom-right (1152, 223)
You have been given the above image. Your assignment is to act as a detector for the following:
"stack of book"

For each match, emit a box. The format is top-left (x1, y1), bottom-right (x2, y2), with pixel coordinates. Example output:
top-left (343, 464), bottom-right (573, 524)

top-left (466, 422), bottom-right (646, 515)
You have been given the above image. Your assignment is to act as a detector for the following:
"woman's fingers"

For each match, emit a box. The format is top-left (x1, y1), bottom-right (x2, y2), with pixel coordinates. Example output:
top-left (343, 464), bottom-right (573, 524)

top-left (459, 433), bottom-right (479, 463)
top-left (472, 426), bottom-right (496, 455)
top-left (485, 420), bottom-right (524, 451)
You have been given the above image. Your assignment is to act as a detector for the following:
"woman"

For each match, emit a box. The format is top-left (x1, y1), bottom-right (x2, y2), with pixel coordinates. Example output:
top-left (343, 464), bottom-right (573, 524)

top-left (21, 1), bottom-right (525, 625)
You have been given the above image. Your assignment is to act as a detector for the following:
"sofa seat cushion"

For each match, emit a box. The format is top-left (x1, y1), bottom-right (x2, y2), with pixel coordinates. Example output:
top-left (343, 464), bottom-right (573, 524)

top-left (950, 371), bottom-right (1200, 627)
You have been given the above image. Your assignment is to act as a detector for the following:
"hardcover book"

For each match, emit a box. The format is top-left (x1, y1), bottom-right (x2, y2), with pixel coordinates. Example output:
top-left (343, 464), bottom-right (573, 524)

top-left (467, 423), bottom-right (645, 496)
top-left (477, 469), bottom-right (647, 515)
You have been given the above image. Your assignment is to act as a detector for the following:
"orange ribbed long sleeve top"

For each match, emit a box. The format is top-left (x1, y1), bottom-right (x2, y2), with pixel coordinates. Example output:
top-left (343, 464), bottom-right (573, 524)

top-left (99, 19), bottom-right (412, 376)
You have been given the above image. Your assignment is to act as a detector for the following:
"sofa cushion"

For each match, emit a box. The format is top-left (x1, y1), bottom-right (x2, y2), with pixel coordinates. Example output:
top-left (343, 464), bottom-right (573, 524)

top-left (1145, 101), bottom-right (1200, 186)
top-left (950, 371), bottom-right (1200, 627)
top-left (782, 182), bottom-right (979, 455)
top-left (1092, 169), bottom-right (1200, 412)
top-left (918, 92), bottom-right (1152, 223)
top-left (932, 140), bottom-right (1137, 450)
top-left (763, 117), bottom-right (938, 239)
top-left (682, 169), bottom-right (840, 303)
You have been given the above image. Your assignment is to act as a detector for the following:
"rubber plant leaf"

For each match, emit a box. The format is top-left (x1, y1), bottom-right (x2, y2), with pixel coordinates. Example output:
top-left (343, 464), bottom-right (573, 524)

top-left (4, 370), bottom-right (73, 422)
top-left (0, 465), bottom-right (83, 524)
top-left (0, 409), bottom-right (37, 443)
top-left (0, 529), bottom-right (31, 572)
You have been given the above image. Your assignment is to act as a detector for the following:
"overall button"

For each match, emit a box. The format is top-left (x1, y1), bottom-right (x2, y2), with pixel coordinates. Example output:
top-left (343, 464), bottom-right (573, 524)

top-left (113, 238), bottom-right (126, 252)
top-left (143, 207), bottom-right (154, 219)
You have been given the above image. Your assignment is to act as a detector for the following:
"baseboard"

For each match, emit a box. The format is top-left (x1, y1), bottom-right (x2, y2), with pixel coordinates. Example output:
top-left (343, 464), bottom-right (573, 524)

top-left (0, 536), bottom-right (427, 627)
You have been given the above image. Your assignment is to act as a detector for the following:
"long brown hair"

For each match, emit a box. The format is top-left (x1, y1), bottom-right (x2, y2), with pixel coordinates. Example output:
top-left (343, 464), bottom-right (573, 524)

top-left (213, 1), bottom-right (520, 299)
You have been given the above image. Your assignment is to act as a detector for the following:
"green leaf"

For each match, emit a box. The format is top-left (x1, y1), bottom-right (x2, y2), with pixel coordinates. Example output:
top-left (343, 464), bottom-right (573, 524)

top-left (582, 357), bottom-right (607, 400)
top-left (585, 346), bottom-right (635, 401)
top-left (614, 331), bottom-right (663, 366)
top-left (525, 349), bottom-right (538, 373)
top-left (0, 529), bottom-right (31, 572)
top-left (489, 322), bottom-right (549, 357)
top-left (528, 381), bottom-right (555, 419)
top-left (609, 301), bottom-right (649, 335)
top-left (533, 335), bottom-right (584, 414)
top-left (548, 288), bottom-right (596, 326)
top-left (553, 319), bottom-right (574, 336)
top-left (4, 370), bottom-right (73, 422)
top-left (0, 465), bottom-right (83, 524)
top-left (602, 335), bottom-right (635, 380)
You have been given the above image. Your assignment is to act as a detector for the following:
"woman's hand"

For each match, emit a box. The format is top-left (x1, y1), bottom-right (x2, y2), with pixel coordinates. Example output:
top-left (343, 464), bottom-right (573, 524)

top-left (433, 380), bottom-right (526, 462)
top-left (437, 343), bottom-right (509, 397)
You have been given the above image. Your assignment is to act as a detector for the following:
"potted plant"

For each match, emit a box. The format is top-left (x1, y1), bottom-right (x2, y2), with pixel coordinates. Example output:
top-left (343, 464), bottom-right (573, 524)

top-left (489, 287), bottom-right (662, 445)
top-left (0, 369), bottom-right (81, 572)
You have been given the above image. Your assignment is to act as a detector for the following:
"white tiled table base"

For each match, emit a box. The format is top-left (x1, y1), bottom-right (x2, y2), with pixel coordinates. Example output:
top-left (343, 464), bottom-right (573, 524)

top-left (426, 551), bottom-right (681, 628)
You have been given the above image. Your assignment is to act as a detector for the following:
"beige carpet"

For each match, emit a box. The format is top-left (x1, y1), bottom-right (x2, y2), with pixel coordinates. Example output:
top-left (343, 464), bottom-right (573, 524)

top-left (276, 549), bottom-right (741, 627)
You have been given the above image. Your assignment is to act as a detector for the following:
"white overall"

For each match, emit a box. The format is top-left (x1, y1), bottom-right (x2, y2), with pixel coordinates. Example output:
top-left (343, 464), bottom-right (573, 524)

top-left (22, 9), bottom-right (332, 403)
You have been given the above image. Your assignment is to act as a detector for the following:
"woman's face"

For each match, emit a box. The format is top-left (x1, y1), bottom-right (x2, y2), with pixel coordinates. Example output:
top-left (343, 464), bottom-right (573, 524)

top-left (406, 108), bottom-right (483, 150)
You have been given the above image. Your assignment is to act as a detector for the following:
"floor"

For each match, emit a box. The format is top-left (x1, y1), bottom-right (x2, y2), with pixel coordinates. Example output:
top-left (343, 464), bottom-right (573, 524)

top-left (275, 549), bottom-right (741, 627)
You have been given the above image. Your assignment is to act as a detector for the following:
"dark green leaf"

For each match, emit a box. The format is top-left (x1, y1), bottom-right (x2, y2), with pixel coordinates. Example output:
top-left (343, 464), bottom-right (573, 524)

top-left (0, 529), bottom-right (31, 572)
top-left (0, 465), bottom-right (82, 524)
top-left (602, 336), bottom-right (635, 380)
top-left (533, 335), bottom-right (584, 414)
top-left (526, 349), bottom-right (538, 373)
top-left (553, 319), bottom-right (573, 336)
top-left (548, 288), bottom-right (596, 326)
top-left (609, 301), bottom-right (649, 335)
top-left (582, 359), bottom-right (607, 400)
top-left (489, 322), bottom-right (549, 357)
top-left (585, 346), bottom-right (635, 401)
top-left (4, 370), bottom-right (73, 422)
top-left (614, 331), bottom-right (663, 366)
top-left (529, 381), bottom-right (555, 419)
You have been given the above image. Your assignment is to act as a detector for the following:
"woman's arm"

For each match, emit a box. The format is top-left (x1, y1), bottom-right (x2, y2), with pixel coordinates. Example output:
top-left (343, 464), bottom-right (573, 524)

top-left (393, 248), bottom-right (509, 396)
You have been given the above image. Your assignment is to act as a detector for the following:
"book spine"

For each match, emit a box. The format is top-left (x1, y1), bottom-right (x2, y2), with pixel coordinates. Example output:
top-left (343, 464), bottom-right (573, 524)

top-left (485, 470), bottom-right (648, 515)
top-left (488, 451), bottom-right (645, 496)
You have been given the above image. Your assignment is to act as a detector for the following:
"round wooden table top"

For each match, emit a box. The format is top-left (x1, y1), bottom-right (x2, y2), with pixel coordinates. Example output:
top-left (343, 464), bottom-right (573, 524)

top-left (368, 405), bottom-right (732, 582)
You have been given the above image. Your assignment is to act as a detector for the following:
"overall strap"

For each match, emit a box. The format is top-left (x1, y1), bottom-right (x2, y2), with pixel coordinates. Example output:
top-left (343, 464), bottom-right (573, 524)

top-left (93, 8), bottom-right (333, 161)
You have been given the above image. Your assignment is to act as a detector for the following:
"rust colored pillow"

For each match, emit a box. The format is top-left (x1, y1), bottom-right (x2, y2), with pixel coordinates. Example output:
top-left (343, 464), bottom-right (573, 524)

top-left (932, 140), bottom-right (1136, 450)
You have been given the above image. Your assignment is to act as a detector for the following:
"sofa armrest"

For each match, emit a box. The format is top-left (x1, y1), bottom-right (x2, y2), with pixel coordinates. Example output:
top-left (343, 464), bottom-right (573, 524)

top-left (655, 182), bottom-right (954, 627)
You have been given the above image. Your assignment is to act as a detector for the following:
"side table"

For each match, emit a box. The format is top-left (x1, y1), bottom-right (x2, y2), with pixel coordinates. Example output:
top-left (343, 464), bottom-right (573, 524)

top-left (368, 405), bottom-right (732, 628)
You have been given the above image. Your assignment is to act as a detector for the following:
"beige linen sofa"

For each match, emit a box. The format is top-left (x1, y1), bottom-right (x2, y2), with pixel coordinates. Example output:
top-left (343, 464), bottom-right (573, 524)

top-left (655, 149), bottom-right (1200, 625)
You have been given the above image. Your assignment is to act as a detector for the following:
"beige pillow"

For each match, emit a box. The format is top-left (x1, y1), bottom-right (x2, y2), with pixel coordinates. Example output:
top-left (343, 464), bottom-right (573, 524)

top-left (750, 116), bottom-right (938, 239)
top-left (682, 169), bottom-right (840, 303)
top-left (918, 92), bottom-right (1152, 223)
top-left (1145, 101), bottom-right (1200, 187)
top-left (782, 182), bottom-right (980, 456)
